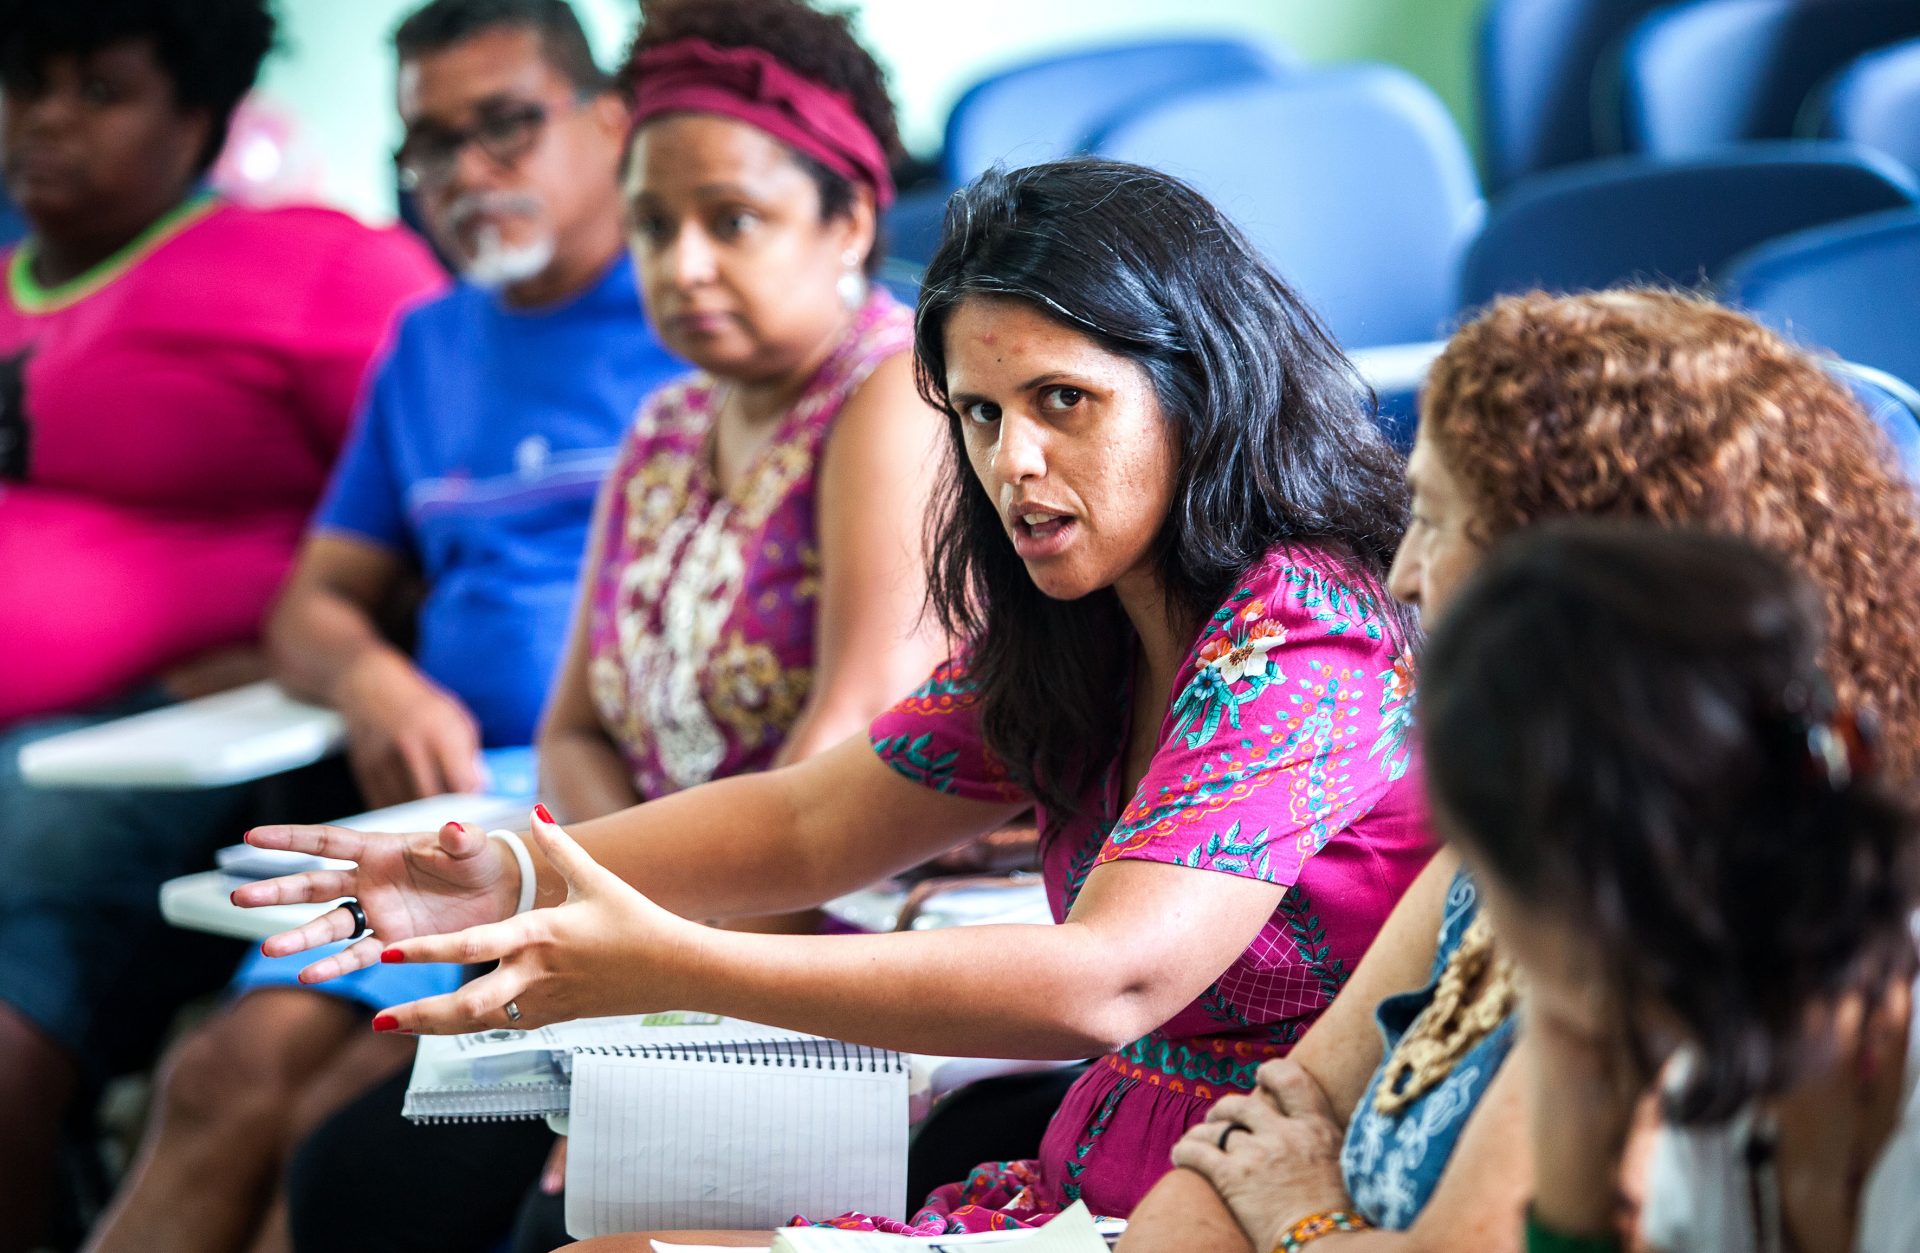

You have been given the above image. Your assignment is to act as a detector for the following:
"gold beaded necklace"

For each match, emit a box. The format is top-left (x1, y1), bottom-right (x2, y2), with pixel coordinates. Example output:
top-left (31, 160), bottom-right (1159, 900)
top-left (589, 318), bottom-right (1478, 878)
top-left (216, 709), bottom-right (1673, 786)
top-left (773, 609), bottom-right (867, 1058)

top-left (1373, 912), bottom-right (1519, 1116)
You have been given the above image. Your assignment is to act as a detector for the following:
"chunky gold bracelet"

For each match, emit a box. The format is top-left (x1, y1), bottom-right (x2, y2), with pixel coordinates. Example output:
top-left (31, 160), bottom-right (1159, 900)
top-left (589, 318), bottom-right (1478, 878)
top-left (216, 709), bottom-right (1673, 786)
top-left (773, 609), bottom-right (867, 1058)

top-left (1273, 1209), bottom-right (1374, 1252)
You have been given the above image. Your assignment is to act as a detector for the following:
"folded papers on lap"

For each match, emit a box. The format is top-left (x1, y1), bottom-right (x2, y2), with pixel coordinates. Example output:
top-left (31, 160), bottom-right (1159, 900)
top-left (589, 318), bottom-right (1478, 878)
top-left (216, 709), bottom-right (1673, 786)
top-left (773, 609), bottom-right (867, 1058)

top-left (402, 1014), bottom-right (1087, 1240)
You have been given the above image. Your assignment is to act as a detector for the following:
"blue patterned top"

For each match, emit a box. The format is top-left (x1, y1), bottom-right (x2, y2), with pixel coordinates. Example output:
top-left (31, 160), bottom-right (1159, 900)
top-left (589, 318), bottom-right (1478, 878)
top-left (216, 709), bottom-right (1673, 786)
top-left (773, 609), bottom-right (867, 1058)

top-left (1340, 867), bottom-right (1517, 1229)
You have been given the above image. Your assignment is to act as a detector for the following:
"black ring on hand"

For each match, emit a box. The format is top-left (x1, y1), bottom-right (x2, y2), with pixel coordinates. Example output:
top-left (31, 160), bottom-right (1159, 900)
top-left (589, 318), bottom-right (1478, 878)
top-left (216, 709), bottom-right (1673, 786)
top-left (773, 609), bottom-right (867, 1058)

top-left (341, 898), bottom-right (371, 941)
top-left (1218, 1121), bottom-right (1252, 1152)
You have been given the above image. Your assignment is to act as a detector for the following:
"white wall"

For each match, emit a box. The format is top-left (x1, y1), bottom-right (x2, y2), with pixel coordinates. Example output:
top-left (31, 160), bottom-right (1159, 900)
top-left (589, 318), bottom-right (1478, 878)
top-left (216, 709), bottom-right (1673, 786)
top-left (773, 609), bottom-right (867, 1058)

top-left (256, 0), bottom-right (1485, 223)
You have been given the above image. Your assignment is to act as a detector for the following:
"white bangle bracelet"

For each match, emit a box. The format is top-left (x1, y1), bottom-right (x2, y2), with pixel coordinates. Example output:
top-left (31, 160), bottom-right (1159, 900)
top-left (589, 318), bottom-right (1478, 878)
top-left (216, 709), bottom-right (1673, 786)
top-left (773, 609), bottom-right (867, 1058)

top-left (489, 829), bottom-right (537, 916)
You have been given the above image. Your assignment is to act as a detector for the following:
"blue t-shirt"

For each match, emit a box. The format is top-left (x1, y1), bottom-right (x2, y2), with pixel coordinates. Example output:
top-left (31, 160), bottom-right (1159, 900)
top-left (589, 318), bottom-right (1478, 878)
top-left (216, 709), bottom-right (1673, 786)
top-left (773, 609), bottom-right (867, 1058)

top-left (315, 253), bottom-right (682, 746)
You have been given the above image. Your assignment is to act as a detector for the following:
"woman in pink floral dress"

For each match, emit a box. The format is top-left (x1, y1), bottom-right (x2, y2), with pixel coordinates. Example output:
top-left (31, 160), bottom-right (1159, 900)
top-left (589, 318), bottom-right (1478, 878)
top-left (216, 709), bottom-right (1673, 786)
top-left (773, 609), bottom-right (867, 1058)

top-left (245, 157), bottom-right (1433, 1238)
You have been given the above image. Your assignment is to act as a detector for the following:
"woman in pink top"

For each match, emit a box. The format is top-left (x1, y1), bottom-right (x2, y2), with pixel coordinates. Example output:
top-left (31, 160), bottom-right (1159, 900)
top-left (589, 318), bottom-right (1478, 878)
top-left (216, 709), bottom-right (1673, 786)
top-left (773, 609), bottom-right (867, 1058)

top-left (0, 2), bottom-right (438, 1243)
top-left (244, 158), bottom-right (1432, 1237)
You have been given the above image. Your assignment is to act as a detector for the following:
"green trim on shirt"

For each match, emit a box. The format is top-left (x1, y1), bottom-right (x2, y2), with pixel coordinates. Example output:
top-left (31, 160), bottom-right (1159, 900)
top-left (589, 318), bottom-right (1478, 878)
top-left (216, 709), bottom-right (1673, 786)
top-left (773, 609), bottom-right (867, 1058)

top-left (7, 193), bottom-right (220, 315)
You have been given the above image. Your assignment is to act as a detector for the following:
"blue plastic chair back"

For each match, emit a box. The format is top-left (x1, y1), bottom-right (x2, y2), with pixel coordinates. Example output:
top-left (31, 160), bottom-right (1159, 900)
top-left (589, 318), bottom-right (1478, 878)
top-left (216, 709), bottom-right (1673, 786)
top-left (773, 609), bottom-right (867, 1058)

top-left (1352, 340), bottom-right (1445, 455)
top-left (1094, 66), bottom-right (1483, 349)
top-left (1459, 142), bottom-right (1919, 309)
top-left (1478, 0), bottom-right (1671, 188)
top-left (1619, 0), bottom-right (1920, 157)
top-left (1808, 37), bottom-right (1920, 177)
top-left (882, 184), bottom-right (951, 271)
top-left (941, 37), bottom-right (1293, 184)
top-left (1719, 207), bottom-right (1920, 396)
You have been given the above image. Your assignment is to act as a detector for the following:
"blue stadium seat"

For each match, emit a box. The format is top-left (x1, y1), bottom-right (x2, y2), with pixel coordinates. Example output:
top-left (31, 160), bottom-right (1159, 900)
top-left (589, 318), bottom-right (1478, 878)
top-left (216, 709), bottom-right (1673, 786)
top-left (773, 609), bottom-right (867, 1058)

top-left (1618, 0), bottom-right (1920, 157)
top-left (1718, 207), bottom-right (1920, 394)
top-left (940, 37), bottom-right (1293, 185)
top-left (1458, 143), bottom-right (1919, 309)
top-left (1806, 36), bottom-right (1920, 177)
top-left (882, 184), bottom-right (950, 271)
top-left (1478, 0), bottom-right (1670, 189)
top-left (1093, 66), bottom-right (1484, 349)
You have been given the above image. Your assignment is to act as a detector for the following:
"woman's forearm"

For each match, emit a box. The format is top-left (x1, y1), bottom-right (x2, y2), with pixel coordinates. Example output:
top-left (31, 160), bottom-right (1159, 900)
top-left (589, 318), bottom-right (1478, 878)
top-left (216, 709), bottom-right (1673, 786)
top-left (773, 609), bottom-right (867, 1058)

top-left (666, 918), bottom-right (1156, 1059)
top-left (1118, 1168), bottom-right (1256, 1253)
top-left (530, 738), bottom-right (1016, 923)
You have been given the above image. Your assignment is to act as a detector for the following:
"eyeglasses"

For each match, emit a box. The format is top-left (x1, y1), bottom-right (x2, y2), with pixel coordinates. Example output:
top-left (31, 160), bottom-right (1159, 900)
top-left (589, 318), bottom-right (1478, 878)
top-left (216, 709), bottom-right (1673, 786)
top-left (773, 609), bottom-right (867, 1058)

top-left (393, 96), bottom-right (576, 192)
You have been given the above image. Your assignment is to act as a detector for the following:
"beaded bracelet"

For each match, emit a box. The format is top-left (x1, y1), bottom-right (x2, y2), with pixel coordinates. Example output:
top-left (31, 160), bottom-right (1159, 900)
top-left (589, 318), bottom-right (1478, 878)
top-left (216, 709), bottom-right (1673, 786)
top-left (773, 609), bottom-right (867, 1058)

top-left (1523, 1207), bottom-right (1621, 1253)
top-left (1273, 1210), bottom-right (1373, 1252)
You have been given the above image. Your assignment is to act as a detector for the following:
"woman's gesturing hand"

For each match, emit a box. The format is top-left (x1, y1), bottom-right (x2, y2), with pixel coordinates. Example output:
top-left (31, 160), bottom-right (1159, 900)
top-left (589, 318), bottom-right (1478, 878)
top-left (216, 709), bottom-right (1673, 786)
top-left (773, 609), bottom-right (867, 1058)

top-left (235, 818), bottom-right (523, 983)
top-left (1171, 1058), bottom-right (1354, 1252)
top-left (369, 807), bottom-right (705, 1034)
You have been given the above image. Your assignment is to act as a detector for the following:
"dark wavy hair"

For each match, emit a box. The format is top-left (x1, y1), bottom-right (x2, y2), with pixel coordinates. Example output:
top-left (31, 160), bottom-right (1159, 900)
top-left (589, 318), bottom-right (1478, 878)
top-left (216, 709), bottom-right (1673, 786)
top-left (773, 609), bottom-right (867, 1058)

top-left (1423, 521), bottom-right (1919, 1124)
top-left (617, 0), bottom-right (901, 274)
top-left (0, 0), bottom-right (275, 171)
top-left (918, 158), bottom-right (1415, 816)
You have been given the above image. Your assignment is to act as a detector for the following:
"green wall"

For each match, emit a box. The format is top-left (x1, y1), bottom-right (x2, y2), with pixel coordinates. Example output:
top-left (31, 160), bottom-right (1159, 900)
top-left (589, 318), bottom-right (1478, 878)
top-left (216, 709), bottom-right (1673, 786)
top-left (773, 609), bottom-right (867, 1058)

top-left (257, 0), bottom-right (1488, 222)
top-left (855, 0), bottom-right (1488, 157)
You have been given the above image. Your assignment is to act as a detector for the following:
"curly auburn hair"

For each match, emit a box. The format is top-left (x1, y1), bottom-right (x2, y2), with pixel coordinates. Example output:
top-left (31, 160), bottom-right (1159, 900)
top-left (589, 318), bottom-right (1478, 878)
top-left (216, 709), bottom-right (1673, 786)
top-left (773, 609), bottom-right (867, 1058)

top-left (1423, 288), bottom-right (1920, 785)
top-left (618, 0), bottom-right (900, 257)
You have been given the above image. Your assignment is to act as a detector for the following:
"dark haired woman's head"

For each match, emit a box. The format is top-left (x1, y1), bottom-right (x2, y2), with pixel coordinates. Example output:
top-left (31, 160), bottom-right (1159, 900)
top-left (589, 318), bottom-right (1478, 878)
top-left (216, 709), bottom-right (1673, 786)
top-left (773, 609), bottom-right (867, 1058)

top-left (918, 158), bottom-right (1414, 814)
top-left (0, 0), bottom-right (273, 236)
top-left (616, 0), bottom-right (901, 379)
top-left (1422, 521), bottom-right (1918, 1123)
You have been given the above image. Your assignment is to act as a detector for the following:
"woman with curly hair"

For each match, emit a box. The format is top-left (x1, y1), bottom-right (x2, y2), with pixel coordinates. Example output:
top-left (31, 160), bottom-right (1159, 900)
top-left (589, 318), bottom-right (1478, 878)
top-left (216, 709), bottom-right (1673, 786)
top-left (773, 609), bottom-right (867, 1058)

top-left (1121, 288), bottom-right (1920, 1253)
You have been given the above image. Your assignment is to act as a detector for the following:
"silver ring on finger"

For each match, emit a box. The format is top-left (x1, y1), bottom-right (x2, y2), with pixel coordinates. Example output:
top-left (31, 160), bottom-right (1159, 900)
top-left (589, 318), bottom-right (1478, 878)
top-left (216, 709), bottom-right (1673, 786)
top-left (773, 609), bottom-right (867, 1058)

top-left (341, 898), bottom-right (372, 942)
top-left (505, 999), bottom-right (522, 1024)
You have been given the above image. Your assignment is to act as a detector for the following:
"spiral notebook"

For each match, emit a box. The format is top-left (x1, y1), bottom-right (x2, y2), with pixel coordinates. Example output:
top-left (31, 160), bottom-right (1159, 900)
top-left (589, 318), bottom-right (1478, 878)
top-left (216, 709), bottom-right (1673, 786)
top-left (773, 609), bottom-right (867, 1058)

top-left (402, 1014), bottom-right (909, 1236)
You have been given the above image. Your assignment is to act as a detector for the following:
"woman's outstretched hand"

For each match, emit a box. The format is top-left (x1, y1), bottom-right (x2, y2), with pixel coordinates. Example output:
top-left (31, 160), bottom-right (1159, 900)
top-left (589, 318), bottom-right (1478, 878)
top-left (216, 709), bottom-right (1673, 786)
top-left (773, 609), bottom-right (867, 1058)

top-left (369, 807), bottom-right (704, 1034)
top-left (234, 817), bottom-right (523, 983)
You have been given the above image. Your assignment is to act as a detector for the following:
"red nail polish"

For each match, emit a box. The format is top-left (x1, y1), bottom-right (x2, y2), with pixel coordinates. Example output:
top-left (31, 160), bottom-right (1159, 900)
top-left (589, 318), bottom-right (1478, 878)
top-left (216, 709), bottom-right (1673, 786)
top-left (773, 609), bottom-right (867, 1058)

top-left (372, 1013), bottom-right (399, 1032)
top-left (381, 948), bottom-right (406, 964)
top-left (533, 803), bottom-right (555, 824)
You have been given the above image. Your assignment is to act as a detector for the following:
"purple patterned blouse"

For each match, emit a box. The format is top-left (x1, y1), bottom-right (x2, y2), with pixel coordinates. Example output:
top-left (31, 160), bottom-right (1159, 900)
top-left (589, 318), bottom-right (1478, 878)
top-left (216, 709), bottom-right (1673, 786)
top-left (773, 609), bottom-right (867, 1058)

top-left (587, 290), bottom-right (911, 798)
top-left (863, 544), bottom-right (1434, 1227)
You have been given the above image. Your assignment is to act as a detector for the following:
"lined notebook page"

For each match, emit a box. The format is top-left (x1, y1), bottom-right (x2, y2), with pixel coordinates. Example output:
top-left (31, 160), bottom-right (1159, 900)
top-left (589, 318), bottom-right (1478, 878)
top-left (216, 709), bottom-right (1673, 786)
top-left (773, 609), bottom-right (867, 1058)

top-left (567, 1049), bottom-right (908, 1236)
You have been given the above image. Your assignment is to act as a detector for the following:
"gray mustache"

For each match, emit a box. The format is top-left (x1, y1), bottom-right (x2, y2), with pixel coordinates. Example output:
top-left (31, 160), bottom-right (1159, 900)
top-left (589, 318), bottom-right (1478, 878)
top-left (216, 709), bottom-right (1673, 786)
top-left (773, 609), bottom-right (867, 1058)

top-left (444, 193), bottom-right (543, 230)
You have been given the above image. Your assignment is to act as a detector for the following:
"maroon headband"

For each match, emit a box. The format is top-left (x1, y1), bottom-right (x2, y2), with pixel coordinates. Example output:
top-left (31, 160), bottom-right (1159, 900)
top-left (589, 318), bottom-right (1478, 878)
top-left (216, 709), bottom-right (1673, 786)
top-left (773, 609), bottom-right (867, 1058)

top-left (630, 38), bottom-right (895, 210)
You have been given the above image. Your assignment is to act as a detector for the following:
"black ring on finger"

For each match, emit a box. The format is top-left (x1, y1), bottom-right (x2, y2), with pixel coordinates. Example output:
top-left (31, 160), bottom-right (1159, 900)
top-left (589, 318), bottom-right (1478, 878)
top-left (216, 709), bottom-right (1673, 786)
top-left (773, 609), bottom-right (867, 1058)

top-left (341, 897), bottom-right (372, 941)
top-left (1217, 1121), bottom-right (1252, 1152)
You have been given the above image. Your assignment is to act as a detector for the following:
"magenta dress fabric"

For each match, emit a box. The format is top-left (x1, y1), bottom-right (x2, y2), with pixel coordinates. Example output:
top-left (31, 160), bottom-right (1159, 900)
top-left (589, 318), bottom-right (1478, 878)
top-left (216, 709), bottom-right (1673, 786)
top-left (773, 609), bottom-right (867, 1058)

top-left (824, 545), bottom-right (1433, 1231)
top-left (585, 289), bottom-right (910, 796)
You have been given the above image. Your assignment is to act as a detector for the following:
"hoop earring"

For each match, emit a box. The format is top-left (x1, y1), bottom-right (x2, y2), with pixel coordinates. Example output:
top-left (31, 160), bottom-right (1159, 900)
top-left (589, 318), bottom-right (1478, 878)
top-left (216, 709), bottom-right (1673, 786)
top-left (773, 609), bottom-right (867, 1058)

top-left (837, 247), bottom-right (868, 310)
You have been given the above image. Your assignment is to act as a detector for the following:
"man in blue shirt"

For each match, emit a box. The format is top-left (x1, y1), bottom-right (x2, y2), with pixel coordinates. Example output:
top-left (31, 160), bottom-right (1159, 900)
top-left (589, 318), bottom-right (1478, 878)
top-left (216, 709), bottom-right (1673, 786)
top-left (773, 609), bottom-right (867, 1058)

top-left (81, 4), bottom-right (681, 1248)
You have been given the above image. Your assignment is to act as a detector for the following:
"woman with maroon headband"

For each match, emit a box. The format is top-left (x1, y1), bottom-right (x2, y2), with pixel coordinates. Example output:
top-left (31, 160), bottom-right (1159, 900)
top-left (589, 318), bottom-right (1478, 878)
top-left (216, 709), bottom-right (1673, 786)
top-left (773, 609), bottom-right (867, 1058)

top-left (276, 2), bottom-right (951, 1250)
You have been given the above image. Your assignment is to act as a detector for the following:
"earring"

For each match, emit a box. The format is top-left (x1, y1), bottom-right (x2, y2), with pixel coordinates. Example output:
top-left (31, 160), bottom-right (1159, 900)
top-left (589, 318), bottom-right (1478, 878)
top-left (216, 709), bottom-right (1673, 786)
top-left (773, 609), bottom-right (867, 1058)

top-left (837, 247), bottom-right (868, 310)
